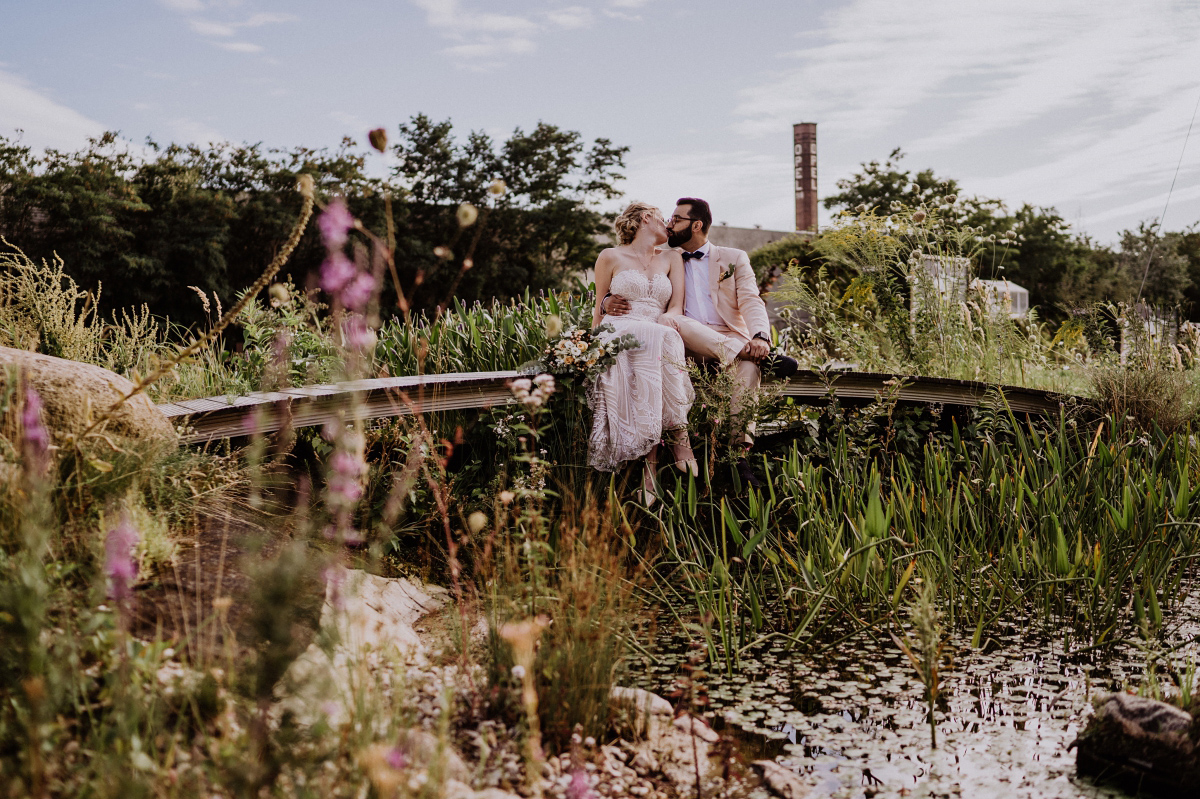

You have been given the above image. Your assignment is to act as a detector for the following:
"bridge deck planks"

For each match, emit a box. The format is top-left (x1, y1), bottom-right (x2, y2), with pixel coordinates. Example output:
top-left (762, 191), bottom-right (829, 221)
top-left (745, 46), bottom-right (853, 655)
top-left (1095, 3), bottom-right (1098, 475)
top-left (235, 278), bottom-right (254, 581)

top-left (159, 370), bottom-right (1070, 444)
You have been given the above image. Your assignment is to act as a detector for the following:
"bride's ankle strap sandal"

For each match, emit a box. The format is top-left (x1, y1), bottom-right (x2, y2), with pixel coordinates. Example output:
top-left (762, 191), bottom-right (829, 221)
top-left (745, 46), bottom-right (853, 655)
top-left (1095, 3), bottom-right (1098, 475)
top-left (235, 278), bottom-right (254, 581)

top-left (668, 440), bottom-right (699, 478)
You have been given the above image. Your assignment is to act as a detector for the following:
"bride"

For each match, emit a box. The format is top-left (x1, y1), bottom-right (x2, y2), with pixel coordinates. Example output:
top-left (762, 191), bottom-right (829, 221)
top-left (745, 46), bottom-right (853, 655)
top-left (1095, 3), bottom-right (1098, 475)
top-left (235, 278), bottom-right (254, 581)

top-left (588, 201), bottom-right (698, 500)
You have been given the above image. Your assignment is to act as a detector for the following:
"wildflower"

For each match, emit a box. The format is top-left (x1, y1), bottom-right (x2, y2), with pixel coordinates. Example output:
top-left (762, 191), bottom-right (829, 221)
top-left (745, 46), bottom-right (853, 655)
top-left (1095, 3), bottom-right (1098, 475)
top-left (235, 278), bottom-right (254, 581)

top-left (340, 271), bottom-right (376, 312)
top-left (368, 127), bottom-right (389, 153)
top-left (488, 178), bottom-right (507, 196)
top-left (912, 210), bottom-right (927, 224)
top-left (433, 245), bottom-right (453, 260)
top-left (342, 315), bottom-right (377, 353)
top-left (467, 511), bottom-right (488, 535)
top-left (268, 282), bottom-right (290, 308)
top-left (21, 388), bottom-right (50, 473)
top-left (509, 378), bottom-right (533, 398)
top-left (456, 202), bottom-right (479, 227)
top-left (533, 373), bottom-right (555, 393)
top-left (499, 490), bottom-right (515, 505)
top-left (944, 194), bottom-right (957, 204)
top-left (319, 197), bottom-right (355, 250)
top-left (320, 252), bottom-right (356, 294)
top-left (386, 745), bottom-right (408, 770)
top-left (462, 257), bottom-right (474, 270)
top-left (511, 664), bottom-right (526, 680)
top-left (105, 516), bottom-right (140, 602)
top-left (296, 173), bottom-right (315, 199)
top-left (567, 768), bottom-right (595, 799)
top-left (321, 564), bottom-right (347, 609)
top-left (545, 313), bottom-right (563, 339)
top-left (583, 736), bottom-right (596, 747)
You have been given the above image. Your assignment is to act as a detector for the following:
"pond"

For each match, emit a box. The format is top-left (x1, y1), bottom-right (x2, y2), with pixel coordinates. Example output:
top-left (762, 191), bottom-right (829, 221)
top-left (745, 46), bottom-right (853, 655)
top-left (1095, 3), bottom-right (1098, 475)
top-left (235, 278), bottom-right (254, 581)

top-left (630, 581), bottom-right (1200, 798)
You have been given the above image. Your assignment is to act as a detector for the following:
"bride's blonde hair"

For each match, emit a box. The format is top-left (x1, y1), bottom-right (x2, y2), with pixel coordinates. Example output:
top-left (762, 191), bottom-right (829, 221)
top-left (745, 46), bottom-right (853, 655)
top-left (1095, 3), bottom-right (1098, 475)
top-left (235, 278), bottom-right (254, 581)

top-left (613, 201), bottom-right (659, 246)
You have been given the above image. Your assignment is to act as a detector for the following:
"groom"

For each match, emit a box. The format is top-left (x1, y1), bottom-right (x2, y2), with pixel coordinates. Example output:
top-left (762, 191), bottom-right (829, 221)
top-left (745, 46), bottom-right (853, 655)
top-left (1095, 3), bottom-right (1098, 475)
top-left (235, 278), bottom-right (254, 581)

top-left (600, 197), bottom-right (796, 485)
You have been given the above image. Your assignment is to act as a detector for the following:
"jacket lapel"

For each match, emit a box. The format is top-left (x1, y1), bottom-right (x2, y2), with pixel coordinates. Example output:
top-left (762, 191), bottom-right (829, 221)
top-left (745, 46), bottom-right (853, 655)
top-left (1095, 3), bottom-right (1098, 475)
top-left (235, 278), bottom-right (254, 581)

top-left (708, 245), bottom-right (722, 304)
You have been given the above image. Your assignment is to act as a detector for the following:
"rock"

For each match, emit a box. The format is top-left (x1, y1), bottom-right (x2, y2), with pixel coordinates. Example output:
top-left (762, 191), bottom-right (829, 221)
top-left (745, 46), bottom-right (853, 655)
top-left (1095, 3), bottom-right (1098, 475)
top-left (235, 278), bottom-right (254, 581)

top-left (393, 729), bottom-right (471, 784)
top-left (754, 760), bottom-right (808, 799)
top-left (610, 686), bottom-right (674, 740)
top-left (672, 714), bottom-right (720, 743)
top-left (276, 569), bottom-right (447, 728)
top-left (445, 783), bottom-right (521, 799)
top-left (0, 346), bottom-right (177, 447)
top-left (611, 686), bottom-right (674, 717)
top-left (1072, 692), bottom-right (1200, 797)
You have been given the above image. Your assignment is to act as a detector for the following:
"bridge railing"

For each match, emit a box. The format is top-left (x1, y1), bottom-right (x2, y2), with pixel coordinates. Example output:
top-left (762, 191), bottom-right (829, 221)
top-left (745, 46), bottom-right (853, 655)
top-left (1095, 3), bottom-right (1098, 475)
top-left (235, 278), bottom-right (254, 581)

top-left (158, 370), bottom-right (1070, 445)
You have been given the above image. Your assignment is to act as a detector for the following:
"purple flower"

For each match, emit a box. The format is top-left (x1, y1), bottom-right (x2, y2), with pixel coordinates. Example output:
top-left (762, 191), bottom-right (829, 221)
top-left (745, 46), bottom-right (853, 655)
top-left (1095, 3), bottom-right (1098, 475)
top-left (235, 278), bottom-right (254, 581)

top-left (566, 769), bottom-right (595, 799)
top-left (21, 388), bottom-right (50, 471)
top-left (339, 272), bottom-right (376, 312)
top-left (320, 253), bottom-right (356, 295)
top-left (385, 745), bottom-right (408, 770)
top-left (104, 517), bottom-right (140, 601)
top-left (331, 450), bottom-right (365, 478)
top-left (321, 564), bottom-right (346, 609)
top-left (318, 197), bottom-right (355, 250)
top-left (341, 316), bottom-right (377, 353)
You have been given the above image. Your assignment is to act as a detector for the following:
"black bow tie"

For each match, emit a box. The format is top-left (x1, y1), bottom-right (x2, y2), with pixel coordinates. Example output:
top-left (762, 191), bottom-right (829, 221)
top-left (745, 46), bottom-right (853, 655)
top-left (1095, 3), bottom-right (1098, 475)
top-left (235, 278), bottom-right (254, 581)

top-left (681, 250), bottom-right (705, 261)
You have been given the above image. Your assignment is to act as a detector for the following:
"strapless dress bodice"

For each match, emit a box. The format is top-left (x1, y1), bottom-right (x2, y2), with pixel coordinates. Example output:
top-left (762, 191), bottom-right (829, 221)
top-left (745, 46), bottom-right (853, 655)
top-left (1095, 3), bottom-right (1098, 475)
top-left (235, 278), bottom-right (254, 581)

top-left (609, 270), bottom-right (671, 321)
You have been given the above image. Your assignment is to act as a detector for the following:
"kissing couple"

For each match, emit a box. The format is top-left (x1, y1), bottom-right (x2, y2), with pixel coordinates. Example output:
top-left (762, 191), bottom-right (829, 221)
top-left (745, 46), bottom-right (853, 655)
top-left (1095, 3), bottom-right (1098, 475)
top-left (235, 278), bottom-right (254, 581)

top-left (587, 197), bottom-right (797, 503)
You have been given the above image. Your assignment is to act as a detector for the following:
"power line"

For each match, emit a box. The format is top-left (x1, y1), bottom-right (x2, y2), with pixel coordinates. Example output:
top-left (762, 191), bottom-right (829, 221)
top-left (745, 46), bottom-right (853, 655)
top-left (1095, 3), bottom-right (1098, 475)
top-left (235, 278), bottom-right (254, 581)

top-left (1137, 87), bottom-right (1200, 301)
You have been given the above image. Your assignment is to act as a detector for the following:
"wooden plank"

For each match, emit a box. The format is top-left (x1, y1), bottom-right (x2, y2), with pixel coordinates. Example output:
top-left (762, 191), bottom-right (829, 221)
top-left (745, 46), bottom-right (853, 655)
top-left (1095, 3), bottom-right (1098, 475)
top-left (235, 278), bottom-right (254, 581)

top-left (161, 369), bottom-right (1073, 445)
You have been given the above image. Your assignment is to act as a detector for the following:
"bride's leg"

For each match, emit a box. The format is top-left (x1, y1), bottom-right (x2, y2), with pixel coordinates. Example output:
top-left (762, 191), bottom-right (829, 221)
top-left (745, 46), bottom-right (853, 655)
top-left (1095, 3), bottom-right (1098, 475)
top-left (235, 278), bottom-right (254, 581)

top-left (642, 443), bottom-right (659, 506)
top-left (666, 426), bottom-right (699, 477)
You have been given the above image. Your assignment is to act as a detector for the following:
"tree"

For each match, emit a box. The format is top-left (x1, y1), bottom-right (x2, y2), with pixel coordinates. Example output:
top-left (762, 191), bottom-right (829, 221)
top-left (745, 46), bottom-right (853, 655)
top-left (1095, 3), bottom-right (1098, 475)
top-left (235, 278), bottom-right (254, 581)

top-left (0, 118), bottom-right (628, 329)
top-left (388, 116), bottom-right (628, 312)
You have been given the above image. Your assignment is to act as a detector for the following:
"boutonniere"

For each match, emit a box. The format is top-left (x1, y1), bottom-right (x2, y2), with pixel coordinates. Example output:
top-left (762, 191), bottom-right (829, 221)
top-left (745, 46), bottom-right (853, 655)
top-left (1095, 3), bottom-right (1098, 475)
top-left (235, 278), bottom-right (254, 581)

top-left (719, 264), bottom-right (737, 283)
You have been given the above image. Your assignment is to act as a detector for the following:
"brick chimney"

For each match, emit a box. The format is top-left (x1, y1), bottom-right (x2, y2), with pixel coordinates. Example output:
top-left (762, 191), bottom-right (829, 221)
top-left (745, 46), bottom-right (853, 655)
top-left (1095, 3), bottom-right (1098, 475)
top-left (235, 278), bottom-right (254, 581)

top-left (793, 123), bottom-right (817, 234)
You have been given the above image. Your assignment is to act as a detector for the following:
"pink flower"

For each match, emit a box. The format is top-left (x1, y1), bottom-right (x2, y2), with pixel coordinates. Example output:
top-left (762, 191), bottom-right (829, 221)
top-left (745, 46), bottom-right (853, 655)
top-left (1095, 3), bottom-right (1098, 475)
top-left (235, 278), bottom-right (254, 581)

top-left (320, 253), bottom-right (356, 294)
top-left (318, 198), bottom-right (355, 250)
top-left (341, 316), bottom-right (378, 353)
top-left (385, 745), bottom-right (408, 770)
top-left (21, 388), bottom-right (50, 471)
top-left (340, 271), bottom-right (376, 312)
top-left (331, 451), bottom-right (366, 479)
top-left (104, 517), bottom-right (140, 601)
top-left (566, 769), bottom-right (595, 799)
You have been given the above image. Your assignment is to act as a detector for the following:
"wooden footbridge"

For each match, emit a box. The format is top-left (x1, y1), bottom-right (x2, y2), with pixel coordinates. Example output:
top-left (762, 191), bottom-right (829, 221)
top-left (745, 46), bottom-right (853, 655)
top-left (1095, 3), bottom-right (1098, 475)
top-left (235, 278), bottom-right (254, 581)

top-left (158, 370), bottom-right (1071, 445)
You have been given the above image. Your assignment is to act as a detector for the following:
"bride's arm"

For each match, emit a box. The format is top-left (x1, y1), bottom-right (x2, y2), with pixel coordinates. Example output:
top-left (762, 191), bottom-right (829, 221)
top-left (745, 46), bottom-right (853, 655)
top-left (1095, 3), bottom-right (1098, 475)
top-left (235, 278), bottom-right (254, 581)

top-left (664, 251), bottom-right (686, 317)
top-left (592, 249), bottom-right (615, 329)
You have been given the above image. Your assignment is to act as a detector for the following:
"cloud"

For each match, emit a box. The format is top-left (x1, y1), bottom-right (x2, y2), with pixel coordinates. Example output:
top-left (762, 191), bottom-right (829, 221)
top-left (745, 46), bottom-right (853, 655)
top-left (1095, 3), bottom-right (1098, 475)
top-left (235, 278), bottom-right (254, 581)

top-left (167, 4), bottom-right (297, 52)
top-left (216, 41), bottom-right (264, 53)
top-left (547, 6), bottom-right (593, 30)
top-left (189, 19), bottom-right (235, 36)
top-left (0, 69), bottom-right (107, 152)
top-left (729, 0), bottom-right (1200, 240)
top-left (158, 0), bottom-right (205, 11)
top-left (412, 0), bottom-right (610, 68)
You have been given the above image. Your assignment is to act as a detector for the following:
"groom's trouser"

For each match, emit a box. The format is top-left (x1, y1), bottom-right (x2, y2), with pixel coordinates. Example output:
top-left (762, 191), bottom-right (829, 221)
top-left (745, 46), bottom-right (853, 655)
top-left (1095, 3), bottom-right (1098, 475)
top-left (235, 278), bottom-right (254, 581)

top-left (671, 316), bottom-right (761, 446)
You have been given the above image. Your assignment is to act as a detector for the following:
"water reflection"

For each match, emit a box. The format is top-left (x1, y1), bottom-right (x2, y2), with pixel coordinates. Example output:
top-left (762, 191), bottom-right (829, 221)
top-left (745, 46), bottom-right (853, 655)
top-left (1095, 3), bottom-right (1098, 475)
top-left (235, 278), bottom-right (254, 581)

top-left (631, 585), bottom-right (1200, 798)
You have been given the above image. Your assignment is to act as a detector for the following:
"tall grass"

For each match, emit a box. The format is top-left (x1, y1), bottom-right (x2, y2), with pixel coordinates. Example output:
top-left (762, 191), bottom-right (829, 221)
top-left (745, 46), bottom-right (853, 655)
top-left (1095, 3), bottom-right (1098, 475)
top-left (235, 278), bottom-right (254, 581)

top-left (653, 401), bottom-right (1200, 671)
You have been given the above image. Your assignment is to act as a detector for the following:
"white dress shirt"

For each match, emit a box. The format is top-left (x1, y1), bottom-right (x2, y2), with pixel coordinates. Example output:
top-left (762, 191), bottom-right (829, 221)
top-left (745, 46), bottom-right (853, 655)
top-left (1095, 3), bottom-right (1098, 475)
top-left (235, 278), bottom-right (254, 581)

top-left (682, 242), bottom-right (723, 326)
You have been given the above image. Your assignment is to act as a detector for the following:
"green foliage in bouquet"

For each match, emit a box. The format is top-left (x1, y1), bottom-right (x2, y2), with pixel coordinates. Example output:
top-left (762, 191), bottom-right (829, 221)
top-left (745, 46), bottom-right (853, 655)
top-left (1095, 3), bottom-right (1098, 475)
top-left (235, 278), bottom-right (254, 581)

top-left (532, 322), bottom-right (639, 384)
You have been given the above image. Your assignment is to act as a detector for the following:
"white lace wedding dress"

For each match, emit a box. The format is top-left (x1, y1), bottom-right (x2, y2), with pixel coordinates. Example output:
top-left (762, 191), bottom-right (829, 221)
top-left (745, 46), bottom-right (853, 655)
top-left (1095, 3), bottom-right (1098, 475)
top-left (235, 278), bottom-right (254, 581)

top-left (588, 270), bottom-right (695, 472)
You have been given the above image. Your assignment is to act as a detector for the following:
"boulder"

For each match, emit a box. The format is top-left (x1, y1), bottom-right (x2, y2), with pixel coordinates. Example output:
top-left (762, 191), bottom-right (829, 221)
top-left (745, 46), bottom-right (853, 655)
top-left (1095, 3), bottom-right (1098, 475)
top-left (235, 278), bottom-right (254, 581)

top-left (1072, 692), bottom-right (1200, 797)
top-left (0, 346), bottom-right (177, 447)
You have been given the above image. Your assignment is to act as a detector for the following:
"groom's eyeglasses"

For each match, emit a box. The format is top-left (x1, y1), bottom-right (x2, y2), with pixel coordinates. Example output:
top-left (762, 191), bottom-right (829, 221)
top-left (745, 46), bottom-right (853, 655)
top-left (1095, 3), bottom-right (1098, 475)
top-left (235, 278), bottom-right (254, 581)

top-left (668, 215), bottom-right (698, 225)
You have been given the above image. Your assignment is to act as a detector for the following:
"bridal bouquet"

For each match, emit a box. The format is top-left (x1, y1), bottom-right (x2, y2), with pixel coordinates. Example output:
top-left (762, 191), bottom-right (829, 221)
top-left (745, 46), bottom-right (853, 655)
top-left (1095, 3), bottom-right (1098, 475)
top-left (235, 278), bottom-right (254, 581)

top-left (539, 323), bottom-right (640, 381)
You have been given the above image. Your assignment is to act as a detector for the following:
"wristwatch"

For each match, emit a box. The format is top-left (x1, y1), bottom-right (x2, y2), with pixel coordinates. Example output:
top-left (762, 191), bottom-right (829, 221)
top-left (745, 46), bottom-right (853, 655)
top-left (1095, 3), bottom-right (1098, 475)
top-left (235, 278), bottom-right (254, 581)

top-left (600, 292), bottom-right (612, 315)
top-left (753, 332), bottom-right (770, 343)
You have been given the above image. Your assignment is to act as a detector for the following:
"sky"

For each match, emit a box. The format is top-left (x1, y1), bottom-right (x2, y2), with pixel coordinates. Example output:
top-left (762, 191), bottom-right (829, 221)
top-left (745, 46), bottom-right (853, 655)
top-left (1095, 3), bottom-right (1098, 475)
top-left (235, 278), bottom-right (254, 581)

top-left (3, 0), bottom-right (1200, 244)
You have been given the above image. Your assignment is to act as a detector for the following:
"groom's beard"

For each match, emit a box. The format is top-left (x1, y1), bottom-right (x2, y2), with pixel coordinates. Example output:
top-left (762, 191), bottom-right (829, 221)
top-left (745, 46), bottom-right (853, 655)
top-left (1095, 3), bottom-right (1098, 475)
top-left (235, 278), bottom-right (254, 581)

top-left (667, 228), bottom-right (691, 249)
